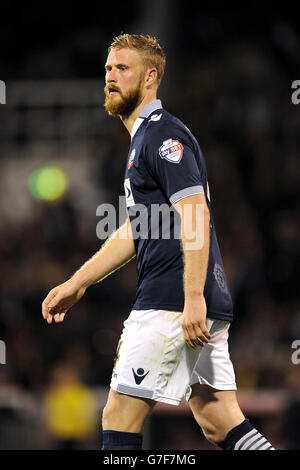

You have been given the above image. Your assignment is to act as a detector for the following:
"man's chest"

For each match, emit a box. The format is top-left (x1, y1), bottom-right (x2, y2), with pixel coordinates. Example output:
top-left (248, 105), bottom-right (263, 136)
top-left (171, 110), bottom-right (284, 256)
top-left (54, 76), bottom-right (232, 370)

top-left (124, 138), bottom-right (165, 208)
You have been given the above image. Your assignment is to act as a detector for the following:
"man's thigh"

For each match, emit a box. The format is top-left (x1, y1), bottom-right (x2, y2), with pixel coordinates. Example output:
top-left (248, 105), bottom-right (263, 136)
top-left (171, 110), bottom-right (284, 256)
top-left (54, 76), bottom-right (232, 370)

top-left (186, 320), bottom-right (243, 439)
top-left (102, 388), bottom-right (156, 433)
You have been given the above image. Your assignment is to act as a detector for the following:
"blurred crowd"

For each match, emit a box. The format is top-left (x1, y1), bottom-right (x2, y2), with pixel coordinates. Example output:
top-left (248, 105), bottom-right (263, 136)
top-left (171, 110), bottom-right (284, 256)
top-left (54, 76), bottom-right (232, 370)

top-left (0, 5), bottom-right (300, 449)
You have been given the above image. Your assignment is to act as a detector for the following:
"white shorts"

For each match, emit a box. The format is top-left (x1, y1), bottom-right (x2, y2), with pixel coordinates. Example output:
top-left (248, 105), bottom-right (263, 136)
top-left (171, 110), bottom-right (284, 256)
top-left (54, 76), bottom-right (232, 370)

top-left (110, 309), bottom-right (236, 406)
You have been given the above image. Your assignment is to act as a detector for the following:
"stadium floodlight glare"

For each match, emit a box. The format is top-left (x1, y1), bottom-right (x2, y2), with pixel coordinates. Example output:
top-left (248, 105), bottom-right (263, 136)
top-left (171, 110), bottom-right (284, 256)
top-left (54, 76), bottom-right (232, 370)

top-left (28, 165), bottom-right (68, 201)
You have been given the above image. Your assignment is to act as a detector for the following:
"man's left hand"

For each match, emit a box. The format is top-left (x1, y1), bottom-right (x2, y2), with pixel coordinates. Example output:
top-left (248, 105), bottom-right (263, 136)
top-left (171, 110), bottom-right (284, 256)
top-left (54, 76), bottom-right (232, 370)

top-left (180, 294), bottom-right (211, 349)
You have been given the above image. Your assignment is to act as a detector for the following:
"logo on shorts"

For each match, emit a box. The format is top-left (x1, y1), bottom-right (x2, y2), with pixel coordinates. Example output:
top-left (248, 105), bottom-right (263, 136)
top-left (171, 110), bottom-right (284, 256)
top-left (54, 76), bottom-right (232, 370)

top-left (132, 368), bottom-right (149, 385)
top-left (159, 139), bottom-right (183, 164)
top-left (113, 340), bottom-right (122, 369)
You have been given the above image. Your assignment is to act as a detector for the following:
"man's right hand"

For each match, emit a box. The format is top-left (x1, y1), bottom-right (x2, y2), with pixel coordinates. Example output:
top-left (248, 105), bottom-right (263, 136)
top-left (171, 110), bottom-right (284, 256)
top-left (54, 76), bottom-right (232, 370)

top-left (42, 278), bottom-right (86, 324)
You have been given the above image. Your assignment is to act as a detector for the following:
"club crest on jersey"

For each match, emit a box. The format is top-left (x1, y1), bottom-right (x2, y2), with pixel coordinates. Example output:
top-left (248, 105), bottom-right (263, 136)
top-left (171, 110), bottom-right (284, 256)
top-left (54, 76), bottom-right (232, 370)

top-left (213, 263), bottom-right (228, 294)
top-left (128, 148), bottom-right (136, 169)
top-left (159, 139), bottom-right (183, 164)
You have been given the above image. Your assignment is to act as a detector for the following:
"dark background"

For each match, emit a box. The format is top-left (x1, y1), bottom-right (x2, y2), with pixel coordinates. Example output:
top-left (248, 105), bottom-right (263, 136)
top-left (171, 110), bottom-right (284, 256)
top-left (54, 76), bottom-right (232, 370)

top-left (0, 1), bottom-right (299, 450)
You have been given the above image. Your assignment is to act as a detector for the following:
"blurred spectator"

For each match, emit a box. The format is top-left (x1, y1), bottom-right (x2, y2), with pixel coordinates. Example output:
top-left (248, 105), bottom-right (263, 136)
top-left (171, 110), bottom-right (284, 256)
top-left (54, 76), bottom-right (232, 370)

top-left (43, 362), bottom-right (98, 449)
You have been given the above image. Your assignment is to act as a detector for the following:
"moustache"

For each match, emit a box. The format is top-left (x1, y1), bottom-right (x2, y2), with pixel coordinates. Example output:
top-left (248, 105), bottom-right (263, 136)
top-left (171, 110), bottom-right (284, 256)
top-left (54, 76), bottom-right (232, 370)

top-left (105, 84), bottom-right (122, 95)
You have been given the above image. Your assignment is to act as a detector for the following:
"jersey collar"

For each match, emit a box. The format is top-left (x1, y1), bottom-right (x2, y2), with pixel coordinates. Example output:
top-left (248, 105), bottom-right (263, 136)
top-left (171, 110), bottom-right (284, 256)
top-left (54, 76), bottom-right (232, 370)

top-left (131, 99), bottom-right (162, 139)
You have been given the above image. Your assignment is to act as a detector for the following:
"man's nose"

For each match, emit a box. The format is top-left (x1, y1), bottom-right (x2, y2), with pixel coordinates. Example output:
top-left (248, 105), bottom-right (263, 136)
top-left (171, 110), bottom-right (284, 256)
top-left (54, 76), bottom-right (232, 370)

top-left (106, 69), bottom-right (117, 83)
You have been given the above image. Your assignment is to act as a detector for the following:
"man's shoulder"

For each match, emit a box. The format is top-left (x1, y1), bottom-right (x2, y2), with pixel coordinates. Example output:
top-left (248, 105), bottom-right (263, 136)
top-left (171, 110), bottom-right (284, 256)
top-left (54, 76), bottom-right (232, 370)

top-left (143, 109), bottom-right (196, 148)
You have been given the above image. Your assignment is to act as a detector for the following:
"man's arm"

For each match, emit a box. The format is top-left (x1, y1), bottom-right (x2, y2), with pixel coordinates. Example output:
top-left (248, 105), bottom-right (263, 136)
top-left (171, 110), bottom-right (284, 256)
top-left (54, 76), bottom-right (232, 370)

top-left (42, 216), bottom-right (135, 324)
top-left (174, 193), bottom-right (211, 349)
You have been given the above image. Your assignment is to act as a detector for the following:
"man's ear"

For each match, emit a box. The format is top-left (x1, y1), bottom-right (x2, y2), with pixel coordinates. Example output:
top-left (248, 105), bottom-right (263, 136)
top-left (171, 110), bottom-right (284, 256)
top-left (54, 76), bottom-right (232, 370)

top-left (145, 68), bottom-right (158, 88)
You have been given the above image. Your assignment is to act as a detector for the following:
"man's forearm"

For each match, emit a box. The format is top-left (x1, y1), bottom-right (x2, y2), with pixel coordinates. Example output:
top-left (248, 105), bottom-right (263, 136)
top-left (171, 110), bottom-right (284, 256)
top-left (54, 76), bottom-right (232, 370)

top-left (182, 230), bottom-right (210, 300)
top-left (175, 195), bottom-right (210, 300)
top-left (174, 194), bottom-right (211, 348)
top-left (71, 217), bottom-right (135, 289)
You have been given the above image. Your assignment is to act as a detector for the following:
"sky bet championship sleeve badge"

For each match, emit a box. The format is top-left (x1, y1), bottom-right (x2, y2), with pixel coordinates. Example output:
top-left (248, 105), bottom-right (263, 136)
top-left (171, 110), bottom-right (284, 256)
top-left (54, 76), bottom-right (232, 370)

top-left (159, 139), bottom-right (184, 164)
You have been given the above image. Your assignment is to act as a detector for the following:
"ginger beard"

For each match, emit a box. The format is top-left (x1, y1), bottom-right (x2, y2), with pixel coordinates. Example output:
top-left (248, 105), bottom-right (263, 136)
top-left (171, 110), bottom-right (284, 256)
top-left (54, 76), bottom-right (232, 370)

top-left (104, 73), bottom-right (144, 119)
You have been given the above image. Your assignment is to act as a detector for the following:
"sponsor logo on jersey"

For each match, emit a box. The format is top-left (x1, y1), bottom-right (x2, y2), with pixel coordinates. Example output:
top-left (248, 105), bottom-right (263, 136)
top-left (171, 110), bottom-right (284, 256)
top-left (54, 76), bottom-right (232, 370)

top-left (132, 368), bottom-right (149, 385)
top-left (128, 148), bottom-right (136, 169)
top-left (159, 139), bottom-right (184, 164)
top-left (124, 178), bottom-right (135, 207)
top-left (149, 113), bottom-right (162, 122)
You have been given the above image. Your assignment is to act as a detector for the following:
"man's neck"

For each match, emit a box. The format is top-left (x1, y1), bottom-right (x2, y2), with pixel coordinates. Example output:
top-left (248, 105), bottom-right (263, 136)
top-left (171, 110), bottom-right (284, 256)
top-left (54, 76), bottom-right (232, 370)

top-left (121, 94), bottom-right (157, 135)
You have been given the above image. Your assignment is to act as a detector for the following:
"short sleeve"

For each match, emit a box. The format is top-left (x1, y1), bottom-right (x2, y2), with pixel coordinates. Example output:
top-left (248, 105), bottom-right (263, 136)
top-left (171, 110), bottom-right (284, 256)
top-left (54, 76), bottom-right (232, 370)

top-left (144, 126), bottom-right (205, 204)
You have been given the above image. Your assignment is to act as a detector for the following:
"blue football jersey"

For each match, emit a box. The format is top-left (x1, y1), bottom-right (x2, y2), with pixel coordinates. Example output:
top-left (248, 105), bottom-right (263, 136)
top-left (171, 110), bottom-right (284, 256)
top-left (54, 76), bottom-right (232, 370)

top-left (124, 100), bottom-right (233, 322)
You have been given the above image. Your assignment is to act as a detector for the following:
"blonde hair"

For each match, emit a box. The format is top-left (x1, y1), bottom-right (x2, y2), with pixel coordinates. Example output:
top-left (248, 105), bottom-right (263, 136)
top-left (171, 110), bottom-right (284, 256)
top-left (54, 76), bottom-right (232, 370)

top-left (108, 33), bottom-right (166, 86)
